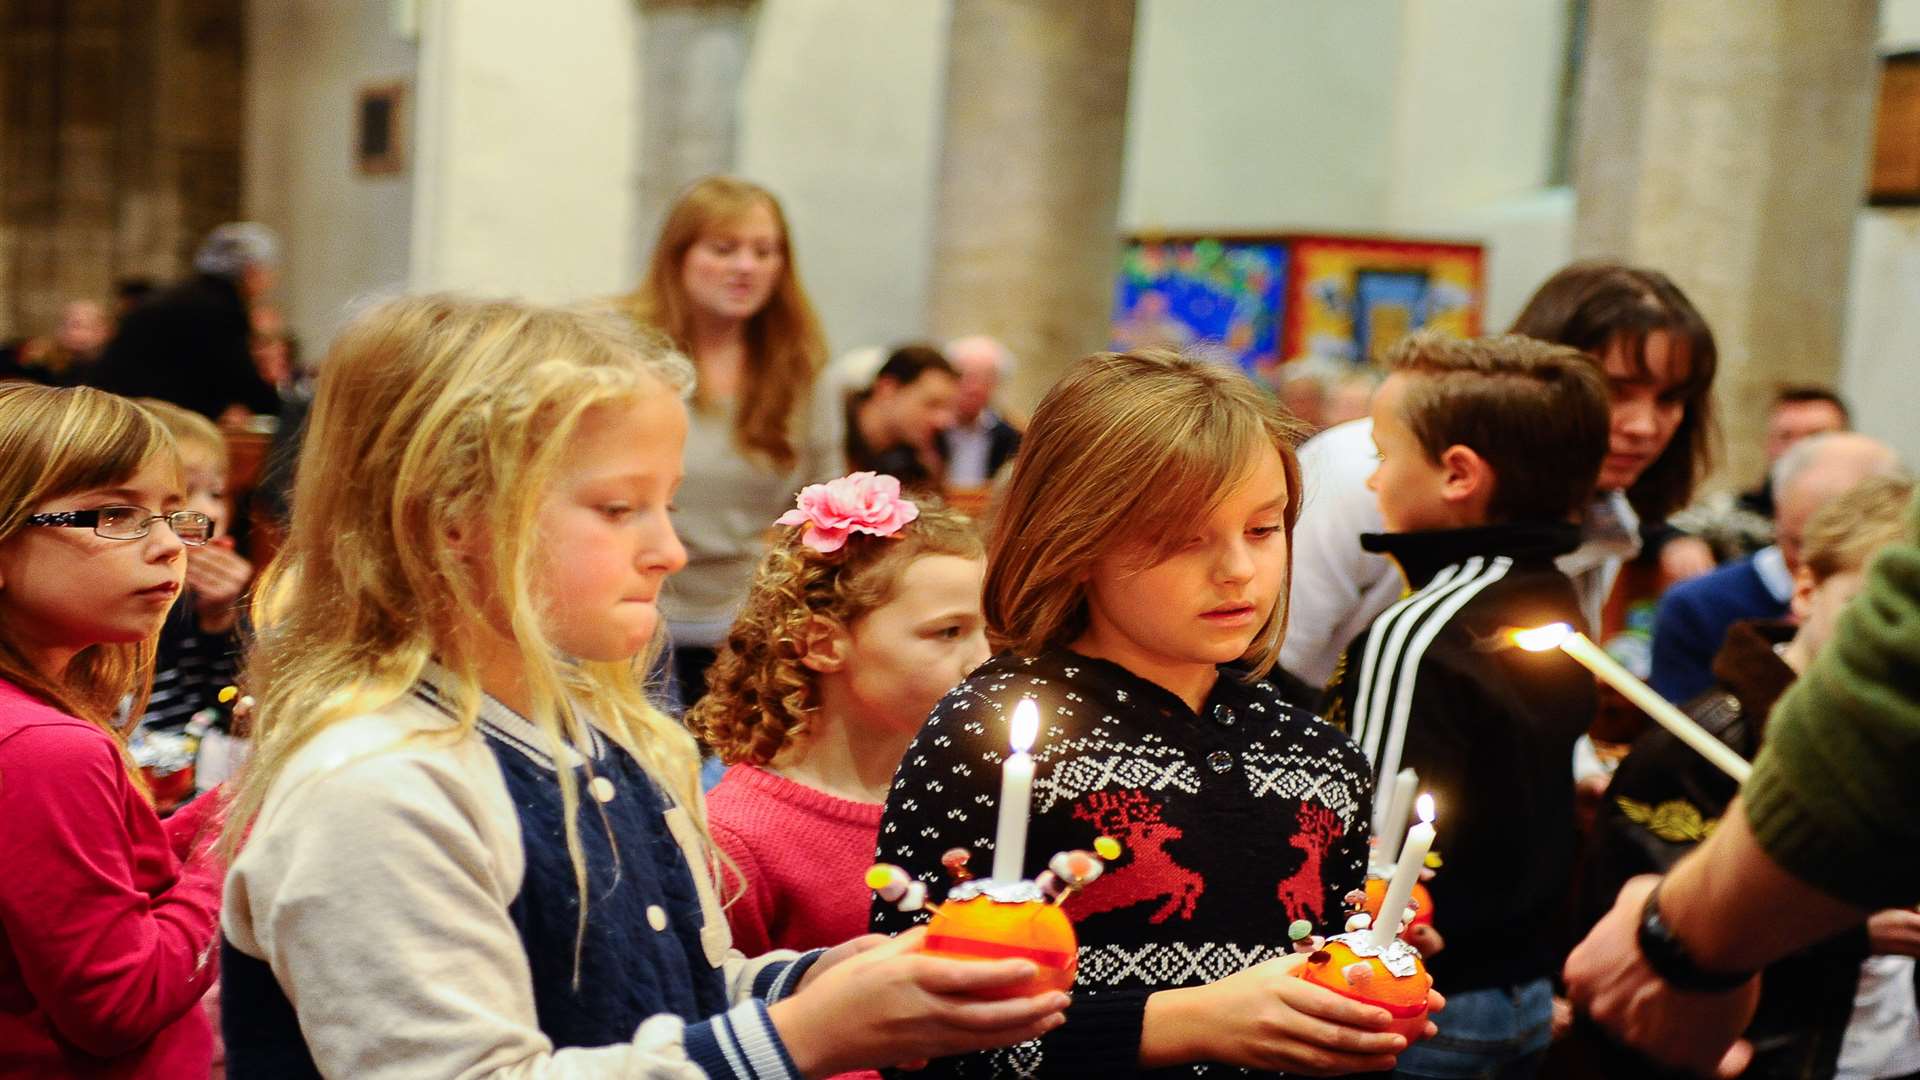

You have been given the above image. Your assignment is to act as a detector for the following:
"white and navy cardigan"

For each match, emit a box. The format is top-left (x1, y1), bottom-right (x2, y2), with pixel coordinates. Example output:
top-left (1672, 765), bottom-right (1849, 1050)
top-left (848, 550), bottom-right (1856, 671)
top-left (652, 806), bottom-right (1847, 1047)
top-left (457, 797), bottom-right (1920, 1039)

top-left (222, 668), bottom-right (820, 1079)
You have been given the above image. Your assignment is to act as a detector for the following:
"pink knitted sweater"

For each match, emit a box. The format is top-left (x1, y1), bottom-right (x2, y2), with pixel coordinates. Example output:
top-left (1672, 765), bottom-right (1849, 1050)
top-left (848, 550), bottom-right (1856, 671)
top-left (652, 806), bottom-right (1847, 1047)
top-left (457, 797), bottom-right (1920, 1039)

top-left (705, 764), bottom-right (884, 956)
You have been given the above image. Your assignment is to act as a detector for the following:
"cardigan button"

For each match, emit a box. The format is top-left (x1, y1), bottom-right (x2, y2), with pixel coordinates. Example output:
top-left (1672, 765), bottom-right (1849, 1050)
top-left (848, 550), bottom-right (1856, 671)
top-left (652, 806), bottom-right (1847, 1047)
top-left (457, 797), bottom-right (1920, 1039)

top-left (647, 904), bottom-right (669, 932)
top-left (1207, 750), bottom-right (1233, 773)
top-left (1212, 705), bottom-right (1236, 726)
top-left (590, 777), bottom-right (616, 803)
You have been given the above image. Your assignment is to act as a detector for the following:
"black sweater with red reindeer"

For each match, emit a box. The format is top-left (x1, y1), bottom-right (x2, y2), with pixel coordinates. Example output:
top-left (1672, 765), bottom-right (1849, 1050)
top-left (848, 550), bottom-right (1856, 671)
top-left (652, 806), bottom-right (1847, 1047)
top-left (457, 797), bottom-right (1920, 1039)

top-left (872, 649), bottom-right (1373, 1078)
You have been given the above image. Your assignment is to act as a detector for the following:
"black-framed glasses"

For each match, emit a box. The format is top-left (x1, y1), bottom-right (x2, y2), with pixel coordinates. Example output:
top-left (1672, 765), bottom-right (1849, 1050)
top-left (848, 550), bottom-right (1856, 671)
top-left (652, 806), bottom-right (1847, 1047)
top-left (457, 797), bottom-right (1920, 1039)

top-left (24, 506), bottom-right (214, 546)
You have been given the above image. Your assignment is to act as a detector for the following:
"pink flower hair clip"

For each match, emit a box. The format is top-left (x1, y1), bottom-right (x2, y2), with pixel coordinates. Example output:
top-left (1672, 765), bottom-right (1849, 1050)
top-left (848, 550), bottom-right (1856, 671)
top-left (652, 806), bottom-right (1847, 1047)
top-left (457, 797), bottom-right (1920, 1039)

top-left (775, 471), bottom-right (920, 554)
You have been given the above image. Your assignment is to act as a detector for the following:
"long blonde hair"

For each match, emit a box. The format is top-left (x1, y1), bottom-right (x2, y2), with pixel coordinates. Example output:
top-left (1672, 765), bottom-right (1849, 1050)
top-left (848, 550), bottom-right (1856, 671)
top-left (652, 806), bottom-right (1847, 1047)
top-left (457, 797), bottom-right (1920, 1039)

top-left (225, 296), bottom-right (705, 941)
top-left (985, 350), bottom-right (1311, 679)
top-left (621, 176), bottom-right (826, 471)
top-left (0, 384), bottom-right (176, 770)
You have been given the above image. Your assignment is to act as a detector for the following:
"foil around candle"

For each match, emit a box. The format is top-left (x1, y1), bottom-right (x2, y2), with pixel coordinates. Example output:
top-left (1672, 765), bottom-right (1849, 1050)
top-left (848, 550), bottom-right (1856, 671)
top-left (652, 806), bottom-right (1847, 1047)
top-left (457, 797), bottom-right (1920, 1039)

top-left (133, 731), bottom-right (196, 774)
top-left (1327, 930), bottom-right (1420, 978)
top-left (948, 878), bottom-right (1046, 904)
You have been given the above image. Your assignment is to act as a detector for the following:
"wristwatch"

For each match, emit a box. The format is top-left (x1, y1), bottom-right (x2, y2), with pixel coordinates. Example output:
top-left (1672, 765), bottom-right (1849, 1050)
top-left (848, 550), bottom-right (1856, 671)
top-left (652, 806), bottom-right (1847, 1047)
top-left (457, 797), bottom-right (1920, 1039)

top-left (1636, 881), bottom-right (1758, 992)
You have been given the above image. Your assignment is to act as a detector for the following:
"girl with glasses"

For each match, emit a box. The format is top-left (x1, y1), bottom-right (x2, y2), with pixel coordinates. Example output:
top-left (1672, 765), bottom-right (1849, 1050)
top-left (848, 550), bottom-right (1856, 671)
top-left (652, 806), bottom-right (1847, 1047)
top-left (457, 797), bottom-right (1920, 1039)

top-left (0, 383), bottom-right (225, 1077)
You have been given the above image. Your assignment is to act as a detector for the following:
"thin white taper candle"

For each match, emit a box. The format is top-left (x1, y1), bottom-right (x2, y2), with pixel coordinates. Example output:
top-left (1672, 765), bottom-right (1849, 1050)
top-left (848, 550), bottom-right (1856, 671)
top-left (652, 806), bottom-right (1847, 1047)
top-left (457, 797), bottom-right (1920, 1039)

top-left (1370, 793), bottom-right (1435, 951)
top-left (1513, 623), bottom-right (1751, 784)
top-left (991, 699), bottom-right (1041, 881)
top-left (1375, 768), bottom-right (1418, 867)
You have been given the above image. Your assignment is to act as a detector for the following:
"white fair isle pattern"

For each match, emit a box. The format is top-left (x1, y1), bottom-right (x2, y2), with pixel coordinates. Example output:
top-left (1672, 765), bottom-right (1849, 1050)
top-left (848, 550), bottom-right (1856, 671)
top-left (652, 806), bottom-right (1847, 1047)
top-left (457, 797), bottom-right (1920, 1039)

top-left (874, 649), bottom-right (1376, 1078)
top-left (1241, 740), bottom-right (1364, 828)
top-left (1037, 748), bottom-right (1201, 813)
top-left (1076, 941), bottom-right (1293, 988)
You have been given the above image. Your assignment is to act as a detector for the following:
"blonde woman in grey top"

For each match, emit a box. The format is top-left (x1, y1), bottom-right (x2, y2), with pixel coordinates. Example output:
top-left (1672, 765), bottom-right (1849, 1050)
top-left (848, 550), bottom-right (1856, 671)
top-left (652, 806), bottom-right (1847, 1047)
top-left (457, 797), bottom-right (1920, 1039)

top-left (621, 177), bottom-right (840, 705)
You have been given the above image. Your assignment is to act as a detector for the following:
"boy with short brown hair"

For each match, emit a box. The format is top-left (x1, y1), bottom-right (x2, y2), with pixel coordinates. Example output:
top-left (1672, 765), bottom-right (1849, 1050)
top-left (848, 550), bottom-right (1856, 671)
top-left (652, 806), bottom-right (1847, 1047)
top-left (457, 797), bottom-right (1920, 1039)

top-left (1324, 331), bottom-right (1613, 1080)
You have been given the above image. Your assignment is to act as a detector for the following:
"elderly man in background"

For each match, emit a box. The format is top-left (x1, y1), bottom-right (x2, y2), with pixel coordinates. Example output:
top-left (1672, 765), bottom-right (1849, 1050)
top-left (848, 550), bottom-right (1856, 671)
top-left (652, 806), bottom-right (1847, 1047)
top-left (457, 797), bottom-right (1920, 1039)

top-left (93, 222), bottom-right (282, 423)
top-left (1648, 432), bottom-right (1903, 704)
top-left (939, 335), bottom-right (1023, 487)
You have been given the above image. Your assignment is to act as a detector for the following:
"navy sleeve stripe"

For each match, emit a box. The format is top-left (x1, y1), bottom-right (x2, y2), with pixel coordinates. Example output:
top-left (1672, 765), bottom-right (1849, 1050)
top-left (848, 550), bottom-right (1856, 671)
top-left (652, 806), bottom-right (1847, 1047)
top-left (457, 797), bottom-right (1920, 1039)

top-left (759, 948), bottom-right (825, 1002)
top-left (688, 1000), bottom-right (798, 1080)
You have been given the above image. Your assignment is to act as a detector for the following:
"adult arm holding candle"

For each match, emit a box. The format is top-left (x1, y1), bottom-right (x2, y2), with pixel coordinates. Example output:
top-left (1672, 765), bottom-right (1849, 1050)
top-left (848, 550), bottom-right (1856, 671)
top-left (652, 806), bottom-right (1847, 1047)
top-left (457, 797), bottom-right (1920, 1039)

top-left (1566, 492), bottom-right (1920, 1075)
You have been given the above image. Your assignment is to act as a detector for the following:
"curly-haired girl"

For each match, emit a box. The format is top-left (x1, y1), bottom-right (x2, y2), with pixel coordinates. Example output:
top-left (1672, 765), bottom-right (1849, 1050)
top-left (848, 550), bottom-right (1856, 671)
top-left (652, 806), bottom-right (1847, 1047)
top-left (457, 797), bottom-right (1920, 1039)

top-left (690, 472), bottom-right (986, 956)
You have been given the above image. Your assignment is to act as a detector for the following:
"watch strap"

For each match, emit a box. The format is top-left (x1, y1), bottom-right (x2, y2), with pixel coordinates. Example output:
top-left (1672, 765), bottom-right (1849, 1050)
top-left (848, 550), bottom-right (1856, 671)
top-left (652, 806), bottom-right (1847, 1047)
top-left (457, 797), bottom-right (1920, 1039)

top-left (1636, 880), bottom-right (1757, 993)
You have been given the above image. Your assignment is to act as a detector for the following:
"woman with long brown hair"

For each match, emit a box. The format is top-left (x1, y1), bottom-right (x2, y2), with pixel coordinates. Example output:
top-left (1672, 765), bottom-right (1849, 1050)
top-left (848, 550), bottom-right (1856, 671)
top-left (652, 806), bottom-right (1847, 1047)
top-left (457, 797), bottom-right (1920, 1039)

top-left (1282, 261), bottom-right (1719, 686)
top-left (621, 176), bottom-right (838, 710)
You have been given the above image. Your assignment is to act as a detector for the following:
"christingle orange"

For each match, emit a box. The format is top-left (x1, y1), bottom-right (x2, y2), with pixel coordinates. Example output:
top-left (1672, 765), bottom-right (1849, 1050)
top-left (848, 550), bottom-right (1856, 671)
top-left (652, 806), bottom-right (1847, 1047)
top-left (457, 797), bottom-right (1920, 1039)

top-left (868, 840), bottom-right (1116, 1000)
top-left (1296, 934), bottom-right (1432, 1042)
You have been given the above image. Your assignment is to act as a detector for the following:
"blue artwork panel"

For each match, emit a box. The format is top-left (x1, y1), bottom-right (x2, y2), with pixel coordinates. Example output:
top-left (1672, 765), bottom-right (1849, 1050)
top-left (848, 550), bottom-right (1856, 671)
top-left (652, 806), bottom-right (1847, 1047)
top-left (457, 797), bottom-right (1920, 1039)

top-left (1112, 239), bottom-right (1290, 373)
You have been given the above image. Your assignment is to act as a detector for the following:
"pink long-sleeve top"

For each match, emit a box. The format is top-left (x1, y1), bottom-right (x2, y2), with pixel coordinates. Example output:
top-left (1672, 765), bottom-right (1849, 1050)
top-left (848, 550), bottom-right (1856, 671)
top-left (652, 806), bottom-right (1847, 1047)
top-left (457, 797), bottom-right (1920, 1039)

top-left (0, 677), bottom-right (221, 1077)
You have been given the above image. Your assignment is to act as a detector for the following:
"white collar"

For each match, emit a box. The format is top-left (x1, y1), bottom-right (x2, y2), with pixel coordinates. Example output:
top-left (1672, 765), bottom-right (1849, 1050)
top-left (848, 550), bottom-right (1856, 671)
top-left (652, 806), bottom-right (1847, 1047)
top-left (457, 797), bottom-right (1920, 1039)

top-left (1751, 545), bottom-right (1794, 605)
top-left (415, 661), bottom-right (603, 771)
top-left (959, 408), bottom-right (997, 435)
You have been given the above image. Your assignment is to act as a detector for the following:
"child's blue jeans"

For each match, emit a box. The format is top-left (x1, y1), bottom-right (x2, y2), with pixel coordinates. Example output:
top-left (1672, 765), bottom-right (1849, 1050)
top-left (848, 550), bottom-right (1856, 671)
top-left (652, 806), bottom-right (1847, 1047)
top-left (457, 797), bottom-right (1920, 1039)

top-left (1393, 977), bottom-right (1553, 1080)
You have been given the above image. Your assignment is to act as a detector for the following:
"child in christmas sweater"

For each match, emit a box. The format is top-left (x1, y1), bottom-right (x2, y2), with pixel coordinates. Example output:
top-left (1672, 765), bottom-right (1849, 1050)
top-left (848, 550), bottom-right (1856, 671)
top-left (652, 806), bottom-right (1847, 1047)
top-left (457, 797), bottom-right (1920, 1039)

top-left (874, 349), bottom-right (1439, 1077)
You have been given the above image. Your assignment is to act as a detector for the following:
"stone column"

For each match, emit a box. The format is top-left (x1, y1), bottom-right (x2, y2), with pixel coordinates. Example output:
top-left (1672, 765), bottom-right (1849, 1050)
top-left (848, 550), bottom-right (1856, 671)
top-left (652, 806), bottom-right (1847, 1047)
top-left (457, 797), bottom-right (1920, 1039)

top-left (1573, 0), bottom-right (1879, 491)
top-left (0, 0), bottom-right (242, 336)
top-left (925, 0), bottom-right (1137, 413)
top-left (633, 0), bottom-right (754, 267)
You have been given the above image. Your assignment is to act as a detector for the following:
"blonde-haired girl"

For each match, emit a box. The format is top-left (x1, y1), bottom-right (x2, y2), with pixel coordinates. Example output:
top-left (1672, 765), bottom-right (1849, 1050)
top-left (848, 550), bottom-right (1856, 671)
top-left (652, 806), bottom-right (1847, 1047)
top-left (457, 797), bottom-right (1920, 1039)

top-left (219, 295), bottom-right (1065, 1079)
top-left (620, 175), bottom-right (840, 710)
top-left (874, 350), bottom-right (1440, 1077)
top-left (0, 384), bottom-right (225, 1076)
top-left (132, 400), bottom-right (253, 756)
top-left (690, 473), bottom-right (987, 957)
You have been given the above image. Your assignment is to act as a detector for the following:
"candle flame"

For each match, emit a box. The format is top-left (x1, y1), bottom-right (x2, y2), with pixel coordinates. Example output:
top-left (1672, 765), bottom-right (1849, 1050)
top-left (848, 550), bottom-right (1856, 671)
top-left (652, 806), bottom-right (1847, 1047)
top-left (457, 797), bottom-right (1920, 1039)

top-left (1416, 792), bottom-right (1436, 823)
top-left (1010, 698), bottom-right (1040, 753)
top-left (1510, 622), bottom-right (1573, 652)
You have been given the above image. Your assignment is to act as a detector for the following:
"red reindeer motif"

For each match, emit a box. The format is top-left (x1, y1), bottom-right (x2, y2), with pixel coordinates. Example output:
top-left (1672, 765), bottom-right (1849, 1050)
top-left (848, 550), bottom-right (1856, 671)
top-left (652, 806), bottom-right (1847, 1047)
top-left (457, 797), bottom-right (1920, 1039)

top-left (1070, 791), bottom-right (1203, 923)
top-left (1275, 801), bottom-right (1342, 923)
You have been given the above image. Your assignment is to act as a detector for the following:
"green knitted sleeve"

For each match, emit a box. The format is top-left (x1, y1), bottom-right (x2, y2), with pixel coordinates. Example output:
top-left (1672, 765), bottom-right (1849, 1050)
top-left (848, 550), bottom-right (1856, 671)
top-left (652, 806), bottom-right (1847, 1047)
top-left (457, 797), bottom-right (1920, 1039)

top-left (1744, 493), bottom-right (1920, 910)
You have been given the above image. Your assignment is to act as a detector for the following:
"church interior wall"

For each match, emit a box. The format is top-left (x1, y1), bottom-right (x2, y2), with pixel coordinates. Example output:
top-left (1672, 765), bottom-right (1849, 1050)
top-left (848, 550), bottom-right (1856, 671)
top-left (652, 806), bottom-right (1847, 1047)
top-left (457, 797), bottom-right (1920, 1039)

top-left (244, 0), bottom-right (416, 358)
top-left (1841, 0), bottom-right (1920, 468)
top-left (236, 0), bottom-right (1916, 468)
top-left (734, 0), bottom-right (951, 362)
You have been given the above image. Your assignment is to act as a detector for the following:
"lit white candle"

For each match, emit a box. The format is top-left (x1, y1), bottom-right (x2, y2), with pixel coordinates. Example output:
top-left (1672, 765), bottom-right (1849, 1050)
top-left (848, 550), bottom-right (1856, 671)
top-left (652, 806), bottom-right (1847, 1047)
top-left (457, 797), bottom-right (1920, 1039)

top-left (1374, 768), bottom-right (1418, 869)
top-left (1370, 793), bottom-right (1435, 951)
top-left (991, 699), bottom-right (1041, 882)
top-left (1511, 623), bottom-right (1752, 784)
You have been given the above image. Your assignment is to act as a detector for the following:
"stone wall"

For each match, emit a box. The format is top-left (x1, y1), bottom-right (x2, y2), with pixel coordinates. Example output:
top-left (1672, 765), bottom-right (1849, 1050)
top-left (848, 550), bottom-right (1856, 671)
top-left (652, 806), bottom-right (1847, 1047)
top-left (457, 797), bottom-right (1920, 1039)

top-left (0, 0), bottom-right (245, 339)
